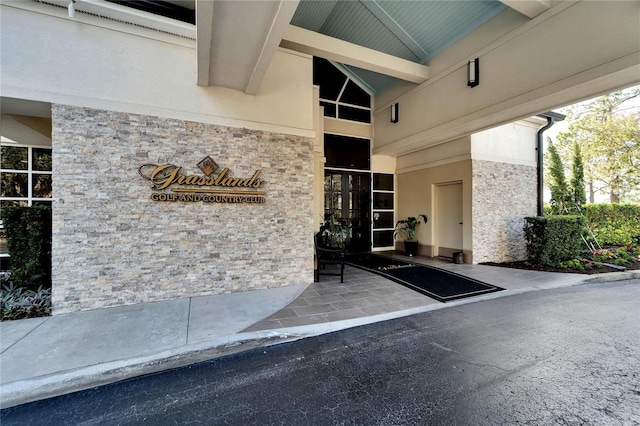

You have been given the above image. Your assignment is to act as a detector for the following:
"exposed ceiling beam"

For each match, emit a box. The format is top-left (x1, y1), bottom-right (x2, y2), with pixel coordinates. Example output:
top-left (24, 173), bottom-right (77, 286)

top-left (245, 0), bottom-right (299, 95)
top-left (500, 0), bottom-right (551, 19)
top-left (331, 62), bottom-right (376, 95)
top-left (196, 0), bottom-right (299, 94)
top-left (361, 0), bottom-right (428, 62)
top-left (195, 0), bottom-right (214, 86)
top-left (281, 25), bottom-right (430, 84)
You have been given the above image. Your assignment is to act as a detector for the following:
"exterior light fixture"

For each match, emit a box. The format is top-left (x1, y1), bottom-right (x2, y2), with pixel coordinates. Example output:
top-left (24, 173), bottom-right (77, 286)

top-left (467, 58), bottom-right (479, 87)
top-left (68, 0), bottom-right (76, 18)
top-left (390, 102), bottom-right (399, 123)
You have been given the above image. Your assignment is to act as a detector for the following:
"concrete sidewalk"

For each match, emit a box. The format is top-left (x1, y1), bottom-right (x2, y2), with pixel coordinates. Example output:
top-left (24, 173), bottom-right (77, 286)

top-left (2, 258), bottom-right (638, 409)
top-left (0, 286), bottom-right (310, 409)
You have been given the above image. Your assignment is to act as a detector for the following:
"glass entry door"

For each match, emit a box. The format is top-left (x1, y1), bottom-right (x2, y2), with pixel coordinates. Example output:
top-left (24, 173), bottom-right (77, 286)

top-left (324, 170), bottom-right (371, 253)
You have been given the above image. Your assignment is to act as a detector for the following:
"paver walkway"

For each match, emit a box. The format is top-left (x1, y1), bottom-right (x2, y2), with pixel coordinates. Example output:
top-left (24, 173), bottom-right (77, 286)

top-left (245, 255), bottom-right (592, 332)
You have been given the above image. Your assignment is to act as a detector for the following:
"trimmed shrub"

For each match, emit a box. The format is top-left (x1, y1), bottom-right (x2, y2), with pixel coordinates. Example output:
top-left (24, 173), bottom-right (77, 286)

top-left (582, 204), bottom-right (640, 246)
top-left (0, 206), bottom-right (52, 291)
top-left (524, 215), bottom-right (585, 266)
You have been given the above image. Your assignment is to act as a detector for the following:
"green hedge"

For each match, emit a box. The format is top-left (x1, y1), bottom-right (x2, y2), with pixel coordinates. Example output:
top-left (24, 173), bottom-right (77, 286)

top-left (0, 206), bottom-right (52, 291)
top-left (582, 203), bottom-right (640, 246)
top-left (524, 215), bottom-right (585, 266)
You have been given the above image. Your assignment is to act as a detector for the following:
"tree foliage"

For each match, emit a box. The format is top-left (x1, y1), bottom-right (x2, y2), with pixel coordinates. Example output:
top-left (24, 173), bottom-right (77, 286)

top-left (570, 142), bottom-right (587, 208)
top-left (546, 141), bottom-right (571, 214)
top-left (554, 86), bottom-right (640, 203)
top-left (0, 206), bottom-right (52, 292)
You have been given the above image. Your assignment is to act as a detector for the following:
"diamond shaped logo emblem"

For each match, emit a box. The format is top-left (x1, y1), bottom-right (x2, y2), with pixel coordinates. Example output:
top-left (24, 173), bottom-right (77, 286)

top-left (198, 156), bottom-right (218, 176)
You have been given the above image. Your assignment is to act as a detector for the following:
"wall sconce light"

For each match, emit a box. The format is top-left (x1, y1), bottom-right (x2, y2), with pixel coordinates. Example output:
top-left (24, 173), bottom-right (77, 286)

top-left (390, 103), bottom-right (399, 123)
top-left (467, 58), bottom-right (479, 87)
top-left (68, 0), bottom-right (76, 18)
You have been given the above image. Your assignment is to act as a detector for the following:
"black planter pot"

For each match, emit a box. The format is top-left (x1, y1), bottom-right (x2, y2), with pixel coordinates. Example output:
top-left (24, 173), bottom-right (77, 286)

top-left (404, 240), bottom-right (418, 257)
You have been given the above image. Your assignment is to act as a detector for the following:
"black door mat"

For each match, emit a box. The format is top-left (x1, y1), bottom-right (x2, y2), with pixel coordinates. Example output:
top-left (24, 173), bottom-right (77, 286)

top-left (346, 253), bottom-right (504, 302)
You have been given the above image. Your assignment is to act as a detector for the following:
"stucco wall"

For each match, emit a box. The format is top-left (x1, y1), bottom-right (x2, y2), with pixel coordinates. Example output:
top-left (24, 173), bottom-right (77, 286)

top-left (52, 105), bottom-right (314, 313)
top-left (471, 118), bottom-right (543, 166)
top-left (0, 4), bottom-right (314, 137)
top-left (396, 159), bottom-right (472, 259)
top-left (395, 117), bottom-right (541, 263)
top-left (374, 1), bottom-right (640, 155)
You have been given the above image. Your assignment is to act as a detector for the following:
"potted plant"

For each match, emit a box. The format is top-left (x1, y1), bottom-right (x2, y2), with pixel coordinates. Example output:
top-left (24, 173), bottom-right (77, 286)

top-left (394, 214), bottom-right (427, 256)
top-left (315, 212), bottom-right (350, 282)
top-left (319, 212), bottom-right (350, 249)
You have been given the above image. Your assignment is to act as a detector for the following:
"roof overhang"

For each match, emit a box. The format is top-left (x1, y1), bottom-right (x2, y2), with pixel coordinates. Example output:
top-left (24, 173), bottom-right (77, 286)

top-left (195, 0), bottom-right (299, 95)
top-left (16, 0), bottom-right (555, 95)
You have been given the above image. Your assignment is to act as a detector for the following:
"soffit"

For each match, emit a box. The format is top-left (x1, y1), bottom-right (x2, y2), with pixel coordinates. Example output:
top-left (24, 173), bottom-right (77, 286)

top-left (26, 0), bottom-right (541, 95)
top-left (291, 0), bottom-right (508, 93)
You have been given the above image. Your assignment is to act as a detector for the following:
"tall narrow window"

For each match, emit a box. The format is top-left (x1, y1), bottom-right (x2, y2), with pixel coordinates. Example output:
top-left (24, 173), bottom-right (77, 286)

top-left (372, 173), bottom-right (394, 249)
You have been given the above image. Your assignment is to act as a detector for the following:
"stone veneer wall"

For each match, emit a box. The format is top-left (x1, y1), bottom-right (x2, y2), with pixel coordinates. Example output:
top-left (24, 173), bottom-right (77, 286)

top-left (52, 105), bottom-right (314, 313)
top-left (472, 160), bottom-right (536, 263)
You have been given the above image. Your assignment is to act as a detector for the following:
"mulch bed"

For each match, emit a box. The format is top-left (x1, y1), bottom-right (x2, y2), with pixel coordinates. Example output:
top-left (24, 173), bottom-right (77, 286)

top-left (482, 259), bottom-right (640, 275)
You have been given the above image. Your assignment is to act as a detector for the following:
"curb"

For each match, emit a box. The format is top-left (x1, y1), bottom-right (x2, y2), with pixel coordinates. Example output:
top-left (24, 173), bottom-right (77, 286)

top-left (583, 270), bottom-right (640, 283)
top-left (1, 271), bottom-right (638, 409)
top-left (0, 333), bottom-right (291, 409)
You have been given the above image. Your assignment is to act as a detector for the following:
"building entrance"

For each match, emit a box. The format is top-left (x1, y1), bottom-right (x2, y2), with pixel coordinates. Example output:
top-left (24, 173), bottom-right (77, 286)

top-left (324, 170), bottom-right (371, 253)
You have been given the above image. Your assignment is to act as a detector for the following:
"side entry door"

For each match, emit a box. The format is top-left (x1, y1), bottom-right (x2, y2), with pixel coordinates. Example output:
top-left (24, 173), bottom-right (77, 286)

top-left (435, 182), bottom-right (463, 257)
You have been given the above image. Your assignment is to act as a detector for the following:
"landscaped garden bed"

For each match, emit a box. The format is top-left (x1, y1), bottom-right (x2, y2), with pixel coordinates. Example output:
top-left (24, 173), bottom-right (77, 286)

top-left (484, 243), bottom-right (640, 275)
top-left (1, 205), bottom-right (52, 321)
top-left (483, 207), bottom-right (640, 275)
top-left (1, 276), bottom-right (52, 321)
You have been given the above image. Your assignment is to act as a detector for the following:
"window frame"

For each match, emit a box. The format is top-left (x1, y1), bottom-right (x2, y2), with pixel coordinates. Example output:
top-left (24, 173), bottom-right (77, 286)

top-left (372, 173), bottom-right (395, 250)
top-left (1, 144), bottom-right (52, 206)
top-left (316, 59), bottom-right (373, 124)
top-left (0, 143), bottom-right (52, 259)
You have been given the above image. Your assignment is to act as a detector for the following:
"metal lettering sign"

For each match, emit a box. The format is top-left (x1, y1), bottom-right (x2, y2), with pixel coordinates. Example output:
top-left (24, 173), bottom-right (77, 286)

top-left (138, 156), bottom-right (266, 204)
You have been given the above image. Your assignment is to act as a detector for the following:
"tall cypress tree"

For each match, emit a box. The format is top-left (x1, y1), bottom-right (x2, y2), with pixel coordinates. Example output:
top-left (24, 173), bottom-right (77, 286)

top-left (547, 140), bottom-right (571, 214)
top-left (570, 142), bottom-right (587, 211)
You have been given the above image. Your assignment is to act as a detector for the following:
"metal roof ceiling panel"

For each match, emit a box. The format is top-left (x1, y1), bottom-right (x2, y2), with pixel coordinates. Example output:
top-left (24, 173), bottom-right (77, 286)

top-left (290, 0), bottom-right (339, 32)
top-left (292, 0), bottom-right (507, 93)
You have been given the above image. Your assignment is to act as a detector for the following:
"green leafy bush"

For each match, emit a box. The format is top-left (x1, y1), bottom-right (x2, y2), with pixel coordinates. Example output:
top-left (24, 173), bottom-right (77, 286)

top-left (0, 206), bottom-right (52, 291)
top-left (1, 281), bottom-right (52, 321)
top-left (558, 258), bottom-right (590, 271)
top-left (524, 215), bottom-right (585, 266)
top-left (582, 204), bottom-right (640, 246)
